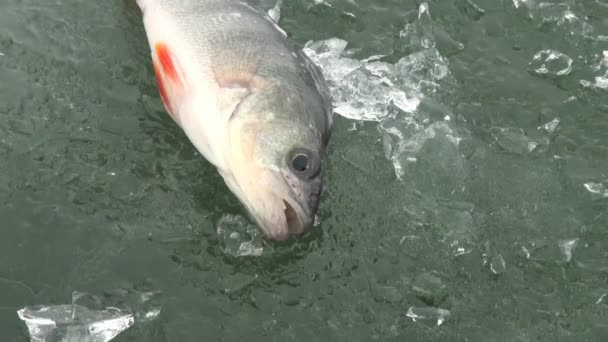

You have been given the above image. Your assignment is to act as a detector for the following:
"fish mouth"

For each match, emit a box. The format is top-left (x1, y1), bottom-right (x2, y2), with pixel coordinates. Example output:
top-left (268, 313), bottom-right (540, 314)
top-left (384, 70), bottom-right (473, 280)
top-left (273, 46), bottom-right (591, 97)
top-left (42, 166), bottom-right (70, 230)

top-left (283, 198), bottom-right (306, 236)
top-left (257, 194), bottom-right (312, 241)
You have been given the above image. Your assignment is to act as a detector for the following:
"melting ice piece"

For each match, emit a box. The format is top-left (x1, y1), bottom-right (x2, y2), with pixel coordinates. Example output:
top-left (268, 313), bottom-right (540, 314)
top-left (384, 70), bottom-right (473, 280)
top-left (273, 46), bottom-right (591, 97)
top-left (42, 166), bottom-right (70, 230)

top-left (406, 306), bottom-right (450, 327)
top-left (17, 304), bottom-right (134, 342)
top-left (217, 214), bottom-right (264, 257)
top-left (529, 49), bottom-right (573, 77)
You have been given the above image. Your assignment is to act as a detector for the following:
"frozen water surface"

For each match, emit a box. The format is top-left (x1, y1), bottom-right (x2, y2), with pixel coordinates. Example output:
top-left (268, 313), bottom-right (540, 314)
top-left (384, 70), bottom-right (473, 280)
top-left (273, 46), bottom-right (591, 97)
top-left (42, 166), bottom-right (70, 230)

top-left (1, 0), bottom-right (608, 341)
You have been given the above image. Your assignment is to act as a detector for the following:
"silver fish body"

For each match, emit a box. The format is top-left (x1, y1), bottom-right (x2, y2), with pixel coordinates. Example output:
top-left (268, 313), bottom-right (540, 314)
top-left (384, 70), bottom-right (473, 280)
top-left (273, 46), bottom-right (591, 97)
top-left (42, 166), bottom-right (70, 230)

top-left (135, 0), bottom-right (332, 240)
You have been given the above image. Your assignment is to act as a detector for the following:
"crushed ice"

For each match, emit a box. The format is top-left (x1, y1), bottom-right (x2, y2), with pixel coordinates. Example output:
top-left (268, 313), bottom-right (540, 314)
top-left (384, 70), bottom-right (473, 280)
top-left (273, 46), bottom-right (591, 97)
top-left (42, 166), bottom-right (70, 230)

top-left (302, 2), bottom-right (455, 122)
top-left (303, 2), bottom-right (461, 180)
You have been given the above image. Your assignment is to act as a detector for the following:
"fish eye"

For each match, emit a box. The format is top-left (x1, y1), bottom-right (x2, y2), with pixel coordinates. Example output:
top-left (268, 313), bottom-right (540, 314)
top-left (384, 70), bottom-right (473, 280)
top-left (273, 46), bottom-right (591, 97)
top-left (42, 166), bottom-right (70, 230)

top-left (292, 154), bottom-right (309, 172)
top-left (288, 148), bottom-right (321, 179)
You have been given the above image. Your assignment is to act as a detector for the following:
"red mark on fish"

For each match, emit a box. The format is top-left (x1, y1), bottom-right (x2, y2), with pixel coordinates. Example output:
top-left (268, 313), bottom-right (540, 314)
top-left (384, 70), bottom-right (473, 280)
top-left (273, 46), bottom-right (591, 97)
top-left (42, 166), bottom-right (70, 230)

top-left (153, 42), bottom-right (183, 125)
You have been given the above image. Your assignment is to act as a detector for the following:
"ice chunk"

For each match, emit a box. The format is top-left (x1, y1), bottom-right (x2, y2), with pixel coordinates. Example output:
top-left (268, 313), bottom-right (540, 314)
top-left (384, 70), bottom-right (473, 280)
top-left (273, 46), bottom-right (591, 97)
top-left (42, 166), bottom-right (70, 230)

top-left (381, 121), bottom-right (461, 181)
top-left (17, 305), bottom-right (134, 342)
top-left (17, 285), bottom-right (162, 342)
top-left (267, 0), bottom-right (281, 23)
top-left (302, 2), bottom-right (455, 122)
top-left (529, 49), bottom-right (573, 77)
top-left (217, 214), bottom-right (264, 257)
top-left (303, 2), bottom-right (458, 179)
top-left (559, 239), bottom-right (578, 263)
top-left (583, 182), bottom-right (608, 197)
top-left (303, 38), bottom-right (423, 121)
top-left (412, 272), bottom-right (447, 305)
top-left (538, 117), bottom-right (560, 133)
top-left (406, 306), bottom-right (450, 327)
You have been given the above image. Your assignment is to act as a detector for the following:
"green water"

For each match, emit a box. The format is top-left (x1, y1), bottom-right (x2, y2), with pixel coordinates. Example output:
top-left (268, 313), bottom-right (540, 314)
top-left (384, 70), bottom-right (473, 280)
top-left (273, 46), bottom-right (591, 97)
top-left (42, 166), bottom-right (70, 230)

top-left (1, 0), bottom-right (608, 341)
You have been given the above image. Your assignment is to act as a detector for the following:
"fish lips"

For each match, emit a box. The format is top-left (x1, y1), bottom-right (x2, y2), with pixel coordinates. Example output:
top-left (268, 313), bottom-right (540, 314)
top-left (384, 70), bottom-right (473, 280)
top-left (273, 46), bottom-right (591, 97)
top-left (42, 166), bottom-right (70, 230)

top-left (256, 170), bottom-right (322, 241)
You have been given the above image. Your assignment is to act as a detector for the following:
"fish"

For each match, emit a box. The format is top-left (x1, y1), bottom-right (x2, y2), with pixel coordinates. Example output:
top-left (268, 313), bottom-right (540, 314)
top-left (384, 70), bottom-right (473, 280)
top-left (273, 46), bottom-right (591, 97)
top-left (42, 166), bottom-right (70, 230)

top-left (134, 0), bottom-right (333, 240)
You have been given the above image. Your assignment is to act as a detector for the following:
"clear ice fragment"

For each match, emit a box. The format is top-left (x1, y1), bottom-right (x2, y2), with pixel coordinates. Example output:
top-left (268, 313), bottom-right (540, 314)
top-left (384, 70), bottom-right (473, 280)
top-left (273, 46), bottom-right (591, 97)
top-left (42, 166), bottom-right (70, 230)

top-left (217, 214), bottom-right (264, 257)
top-left (406, 306), bottom-right (450, 326)
top-left (17, 304), bottom-right (134, 342)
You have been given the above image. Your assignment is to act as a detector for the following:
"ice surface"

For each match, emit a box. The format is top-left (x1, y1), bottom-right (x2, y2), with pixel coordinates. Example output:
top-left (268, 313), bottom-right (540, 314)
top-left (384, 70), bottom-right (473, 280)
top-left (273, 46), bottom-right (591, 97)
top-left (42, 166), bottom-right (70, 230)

top-left (381, 121), bottom-right (462, 181)
top-left (17, 288), bottom-right (161, 342)
top-left (17, 305), bottom-right (134, 342)
top-left (529, 50), bottom-right (573, 77)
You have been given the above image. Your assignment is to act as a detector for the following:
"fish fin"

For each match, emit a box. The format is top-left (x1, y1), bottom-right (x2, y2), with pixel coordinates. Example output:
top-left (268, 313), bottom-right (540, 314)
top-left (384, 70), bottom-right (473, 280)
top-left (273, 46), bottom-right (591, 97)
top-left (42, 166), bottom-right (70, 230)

top-left (152, 42), bottom-right (187, 125)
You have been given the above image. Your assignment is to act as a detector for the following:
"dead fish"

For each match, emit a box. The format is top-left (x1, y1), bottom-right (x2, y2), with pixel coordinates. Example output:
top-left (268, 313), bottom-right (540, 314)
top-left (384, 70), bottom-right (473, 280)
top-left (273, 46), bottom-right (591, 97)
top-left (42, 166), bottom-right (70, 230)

top-left (135, 0), bottom-right (333, 240)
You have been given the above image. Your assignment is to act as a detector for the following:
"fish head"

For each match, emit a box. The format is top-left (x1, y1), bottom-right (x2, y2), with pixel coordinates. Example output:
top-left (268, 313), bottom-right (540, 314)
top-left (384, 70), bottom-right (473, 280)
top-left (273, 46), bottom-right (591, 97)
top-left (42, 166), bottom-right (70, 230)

top-left (223, 89), bottom-right (328, 241)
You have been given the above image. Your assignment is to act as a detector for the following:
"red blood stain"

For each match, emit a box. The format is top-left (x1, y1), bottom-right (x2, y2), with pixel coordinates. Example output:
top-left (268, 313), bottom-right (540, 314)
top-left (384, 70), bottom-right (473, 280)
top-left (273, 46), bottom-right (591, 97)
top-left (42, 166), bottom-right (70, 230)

top-left (155, 42), bottom-right (179, 82)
